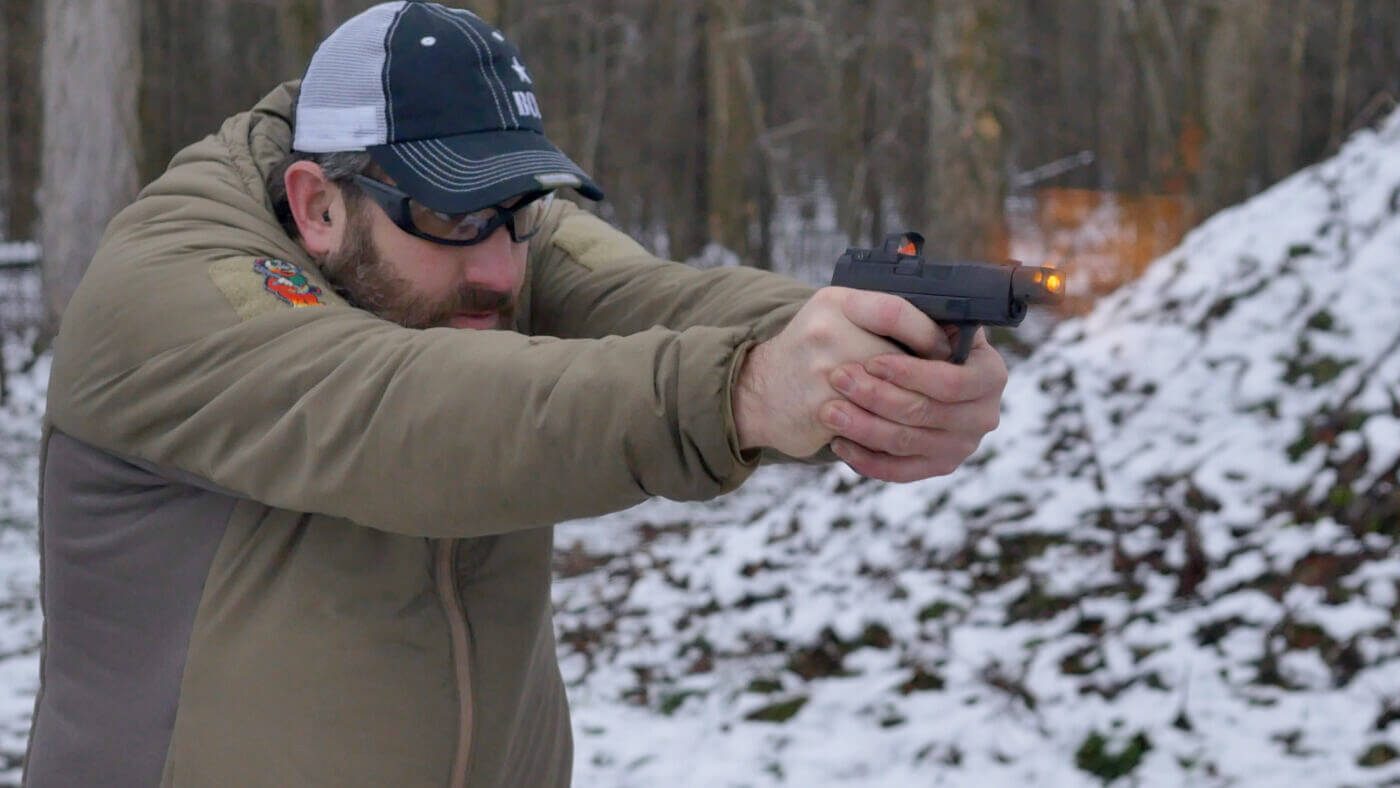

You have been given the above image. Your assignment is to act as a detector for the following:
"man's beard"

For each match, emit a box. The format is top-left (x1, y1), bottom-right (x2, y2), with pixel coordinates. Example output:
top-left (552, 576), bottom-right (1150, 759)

top-left (319, 207), bottom-right (517, 330)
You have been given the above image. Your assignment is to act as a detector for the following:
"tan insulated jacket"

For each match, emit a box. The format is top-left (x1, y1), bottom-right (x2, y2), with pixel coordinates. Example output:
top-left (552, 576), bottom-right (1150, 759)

top-left (24, 82), bottom-right (814, 787)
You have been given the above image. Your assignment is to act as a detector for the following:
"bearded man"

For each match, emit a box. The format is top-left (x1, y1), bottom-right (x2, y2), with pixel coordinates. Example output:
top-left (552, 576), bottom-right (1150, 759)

top-left (24, 2), bottom-right (1007, 786)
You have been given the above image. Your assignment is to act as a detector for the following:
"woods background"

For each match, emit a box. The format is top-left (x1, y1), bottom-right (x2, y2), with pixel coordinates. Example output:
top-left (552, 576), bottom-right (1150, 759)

top-left (2, 0), bottom-right (1399, 338)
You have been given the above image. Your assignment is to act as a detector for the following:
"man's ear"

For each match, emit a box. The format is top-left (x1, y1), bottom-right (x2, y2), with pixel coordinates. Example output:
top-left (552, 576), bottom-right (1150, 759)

top-left (284, 161), bottom-right (348, 257)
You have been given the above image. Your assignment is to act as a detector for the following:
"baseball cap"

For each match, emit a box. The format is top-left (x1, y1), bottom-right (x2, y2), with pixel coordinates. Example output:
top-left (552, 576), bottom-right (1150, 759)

top-left (292, 1), bottom-right (603, 214)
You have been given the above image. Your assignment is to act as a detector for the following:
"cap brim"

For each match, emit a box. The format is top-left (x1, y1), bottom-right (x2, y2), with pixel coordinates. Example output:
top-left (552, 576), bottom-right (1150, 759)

top-left (367, 130), bottom-right (603, 214)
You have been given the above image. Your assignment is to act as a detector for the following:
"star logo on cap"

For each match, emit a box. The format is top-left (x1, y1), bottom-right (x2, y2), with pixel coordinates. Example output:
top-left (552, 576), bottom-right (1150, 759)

top-left (511, 56), bottom-right (532, 85)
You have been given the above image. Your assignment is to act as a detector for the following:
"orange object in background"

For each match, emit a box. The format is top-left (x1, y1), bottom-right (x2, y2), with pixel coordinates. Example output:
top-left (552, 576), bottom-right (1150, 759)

top-left (1003, 187), bottom-right (1198, 314)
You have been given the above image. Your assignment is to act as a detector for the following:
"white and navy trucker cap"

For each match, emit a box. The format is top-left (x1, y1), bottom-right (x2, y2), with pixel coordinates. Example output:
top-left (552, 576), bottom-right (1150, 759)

top-left (293, 1), bottom-right (603, 214)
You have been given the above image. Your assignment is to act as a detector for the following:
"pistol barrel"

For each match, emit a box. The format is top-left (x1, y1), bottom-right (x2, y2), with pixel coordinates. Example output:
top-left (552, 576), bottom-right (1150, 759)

top-left (1011, 266), bottom-right (1066, 305)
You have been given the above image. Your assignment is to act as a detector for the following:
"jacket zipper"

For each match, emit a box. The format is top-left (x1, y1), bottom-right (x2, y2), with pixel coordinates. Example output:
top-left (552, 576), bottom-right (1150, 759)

top-left (434, 538), bottom-right (474, 788)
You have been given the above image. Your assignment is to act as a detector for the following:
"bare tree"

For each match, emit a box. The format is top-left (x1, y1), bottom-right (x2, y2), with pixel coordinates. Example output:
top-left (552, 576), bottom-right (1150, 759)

top-left (1264, 0), bottom-right (1311, 184)
top-left (40, 0), bottom-right (143, 340)
top-left (1093, 0), bottom-right (1132, 191)
top-left (926, 0), bottom-right (1009, 258)
top-left (0, 0), bottom-right (8, 396)
top-left (1198, 0), bottom-right (1269, 215)
top-left (1117, 0), bottom-right (1191, 193)
top-left (5, 0), bottom-right (1398, 301)
top-left (3, 0), bottom-right (42, 242)
top-left (0, 9), bottom-right (10, 240)
top-left (703, 0), bottom-right (761, 261)
top-left (1326, 0), bottom-right (1357, 152)
top-left (665, 0), bottom-right (712, 261)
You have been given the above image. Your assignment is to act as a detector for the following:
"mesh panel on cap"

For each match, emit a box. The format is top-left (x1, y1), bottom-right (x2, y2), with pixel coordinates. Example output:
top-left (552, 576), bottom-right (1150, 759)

top-left (293, 2), bottom-right (404, 152)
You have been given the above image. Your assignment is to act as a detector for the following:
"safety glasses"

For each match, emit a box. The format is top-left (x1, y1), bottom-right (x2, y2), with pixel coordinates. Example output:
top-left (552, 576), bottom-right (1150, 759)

top-left (350, 174), bottom-right (552, 246)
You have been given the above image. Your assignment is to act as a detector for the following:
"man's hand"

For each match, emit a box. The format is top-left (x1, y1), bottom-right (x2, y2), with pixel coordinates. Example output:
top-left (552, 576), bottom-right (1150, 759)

top-left (732, 287), bottom-right (952, 458)
top-left (731, 287), bottom-right (1008, 482)
top-left (823, 326), bottom-right (1007, 482)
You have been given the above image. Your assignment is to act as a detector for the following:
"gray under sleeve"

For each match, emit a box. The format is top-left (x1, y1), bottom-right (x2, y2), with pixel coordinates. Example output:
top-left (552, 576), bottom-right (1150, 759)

top-left (24, 430), bottom-right (235, 787)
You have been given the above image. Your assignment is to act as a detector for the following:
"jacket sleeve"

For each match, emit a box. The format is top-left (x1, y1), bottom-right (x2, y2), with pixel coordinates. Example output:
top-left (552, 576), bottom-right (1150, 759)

top-left (522, 203), bottom-right (837, 468)
top-left (50, 305), bottom-right (759, 539)
top-left (525, 200), bottom-right (815, 345)
top-left (45, 142), bottom-right (770, 540)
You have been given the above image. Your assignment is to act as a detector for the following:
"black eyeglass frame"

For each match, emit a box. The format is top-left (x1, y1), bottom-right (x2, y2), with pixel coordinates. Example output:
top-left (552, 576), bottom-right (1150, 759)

top-left (348, 174), bottom-right (550, 247)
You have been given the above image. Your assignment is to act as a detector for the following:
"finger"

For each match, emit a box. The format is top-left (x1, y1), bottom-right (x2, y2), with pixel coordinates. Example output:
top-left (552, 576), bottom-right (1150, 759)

top-left (830, 364), bottom-right (1001, 434)
top-left (834, 288), bottom-right (946, 359)
top-left (819, 399), bottom-right (980, 459)
top-left (864, 340), bottom-right (1009, 404)
top-left (830, 438), bottom-right (969, 483)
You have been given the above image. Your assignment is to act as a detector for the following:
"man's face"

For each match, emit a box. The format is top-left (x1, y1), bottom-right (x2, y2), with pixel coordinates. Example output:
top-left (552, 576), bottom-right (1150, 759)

top-left (319, 191), bottom-right (530, 331)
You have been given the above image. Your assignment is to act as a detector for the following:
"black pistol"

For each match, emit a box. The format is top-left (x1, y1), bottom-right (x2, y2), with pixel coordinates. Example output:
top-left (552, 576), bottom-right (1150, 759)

top-left (830, 232), bottom-right (1066, 364)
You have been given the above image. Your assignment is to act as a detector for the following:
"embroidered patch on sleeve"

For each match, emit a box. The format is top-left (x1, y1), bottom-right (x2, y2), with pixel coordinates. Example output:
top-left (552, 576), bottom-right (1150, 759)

top-left (209, 256), bottom-right (346, 321)
top-left (253, 259), bottom-right (325, 306)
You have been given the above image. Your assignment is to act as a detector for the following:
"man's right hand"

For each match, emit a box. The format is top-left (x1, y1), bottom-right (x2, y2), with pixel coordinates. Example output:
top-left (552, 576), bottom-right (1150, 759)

top-left (731, 287), bottom-right (949, 458)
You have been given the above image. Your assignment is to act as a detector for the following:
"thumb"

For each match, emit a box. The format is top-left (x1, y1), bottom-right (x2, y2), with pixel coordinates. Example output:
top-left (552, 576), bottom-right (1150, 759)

top-left (836, 288), bottom-right (946, 359)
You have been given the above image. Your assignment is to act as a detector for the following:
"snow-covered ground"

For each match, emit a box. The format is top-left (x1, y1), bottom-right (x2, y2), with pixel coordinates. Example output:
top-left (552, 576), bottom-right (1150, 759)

top-left (554, 114), bottom-right (1400, 786)
top-left (1, 115), bottom-right (1399, 785)
top-left (0, 348), bottom-right (45, 784)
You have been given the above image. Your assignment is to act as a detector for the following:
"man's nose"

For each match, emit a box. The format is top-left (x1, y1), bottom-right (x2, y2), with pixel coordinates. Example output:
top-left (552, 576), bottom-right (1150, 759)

top-left (458, 226), bottom-right (519, 291)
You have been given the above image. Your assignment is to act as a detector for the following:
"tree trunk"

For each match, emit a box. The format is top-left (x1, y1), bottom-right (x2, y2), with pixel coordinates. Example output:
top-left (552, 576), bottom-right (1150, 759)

top-left (703, 0), bottom-right (756, 261)
top-left (733, 4), bottom-right (778, 269)
top-left (0, 1), bottom-right (7, 400)
top-left (1199, 0), bottom-right (1268, 215)
top-left (1326, 0), bottom-right (1356, 152)
top-left (1119, 0), bottom-right (1176, 192)
top-left (665, 0), bottom-right (709, 261)
top-left (40, 0), bottom-right (142, 341)
top-left (829, 0), bottom-right (875, 244)
top-left (1267, 0), bottom-right (1310, 184)
top-left (926, 0), bottom-right (1009, 259)
top-left (4, 0), bottom-right (42, 242)
top-left (1094, 0), bottom-right (1131, 190)
top-left (0, 9), bottom-right (11, 240)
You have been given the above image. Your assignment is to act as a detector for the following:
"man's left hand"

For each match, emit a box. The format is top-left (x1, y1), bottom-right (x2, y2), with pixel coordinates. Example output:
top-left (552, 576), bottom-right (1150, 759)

top-left (820, 327), bottom-right (1008, 483)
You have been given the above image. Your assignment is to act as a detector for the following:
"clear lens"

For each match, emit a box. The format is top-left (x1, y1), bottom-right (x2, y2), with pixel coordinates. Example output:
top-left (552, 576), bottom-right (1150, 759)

top-left (405, 192), bottom-right (552, 243)
top-left (409, 202), bottom-right (496, 242)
